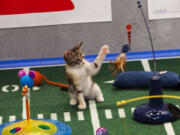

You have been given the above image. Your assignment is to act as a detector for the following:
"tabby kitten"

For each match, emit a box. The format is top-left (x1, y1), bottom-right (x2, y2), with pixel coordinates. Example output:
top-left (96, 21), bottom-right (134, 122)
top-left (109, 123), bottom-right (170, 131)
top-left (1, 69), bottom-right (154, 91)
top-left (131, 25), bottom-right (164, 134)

top-left (64, 42), bottom-right (109, 109)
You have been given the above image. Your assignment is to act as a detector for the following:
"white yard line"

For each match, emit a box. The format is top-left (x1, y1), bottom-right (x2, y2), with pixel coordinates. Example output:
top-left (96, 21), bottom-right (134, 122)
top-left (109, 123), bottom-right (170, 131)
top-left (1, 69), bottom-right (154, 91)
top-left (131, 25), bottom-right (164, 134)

top-left (64, 112), bottom-right (71, 122)
top-left (50, 113), bottom-right (57, 120)
top-left (22, 67), bottom-right (30, 120)
top-left (105, 109), bottom-right (112, 119)
top-left (23, 67), bottom-right (30, 73)
top-left (0, 116), bottom-right (2, 125)
top-left (77, 111), bottom-right (84, 121)
top-left (131, 108), bottom-right (135, 113)
top-left (32, 86), bottom-right (40, 91)
top-left (141, 59), bottom-right (151, 71)
top-left (118, 108), bottom-right (126, 118)
top-left (164, 123), bottom-right (176, 135)
top-left (141, 59), bottom-right (176, 135)
top-left (9, 115), bottom-right (16, 122)
top-left (37, 114), bottom-right (44, 119)
top-left (22, 96), bottom-right (26, 119)
top-left (89, 100), bottom-right (100, 135)
top-left (104, 80), bottom-right (114, 84)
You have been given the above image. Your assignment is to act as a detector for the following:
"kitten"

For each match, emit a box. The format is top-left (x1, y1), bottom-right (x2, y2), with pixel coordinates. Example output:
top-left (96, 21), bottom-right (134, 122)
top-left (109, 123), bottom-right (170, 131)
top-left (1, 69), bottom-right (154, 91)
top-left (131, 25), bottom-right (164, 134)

top-left (64, 42), bottom-right (109, 109)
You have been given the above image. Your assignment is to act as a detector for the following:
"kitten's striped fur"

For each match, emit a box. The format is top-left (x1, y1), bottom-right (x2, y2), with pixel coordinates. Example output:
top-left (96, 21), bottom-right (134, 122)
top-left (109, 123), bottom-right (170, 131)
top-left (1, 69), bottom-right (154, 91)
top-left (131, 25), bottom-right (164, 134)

top-left (64, 42), bottom-right (109, 109)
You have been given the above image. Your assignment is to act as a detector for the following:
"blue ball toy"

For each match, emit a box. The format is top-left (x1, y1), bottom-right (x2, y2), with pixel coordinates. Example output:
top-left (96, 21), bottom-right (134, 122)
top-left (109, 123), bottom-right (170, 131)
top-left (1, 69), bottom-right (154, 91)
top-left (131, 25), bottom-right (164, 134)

top-left (18, 70), bottom-right (36, 88)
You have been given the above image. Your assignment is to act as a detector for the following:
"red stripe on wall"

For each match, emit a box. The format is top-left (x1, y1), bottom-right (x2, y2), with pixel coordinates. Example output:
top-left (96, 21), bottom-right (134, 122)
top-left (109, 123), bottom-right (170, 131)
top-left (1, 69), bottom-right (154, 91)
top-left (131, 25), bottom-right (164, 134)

top-left (0, 0), bottom-right (74, 15)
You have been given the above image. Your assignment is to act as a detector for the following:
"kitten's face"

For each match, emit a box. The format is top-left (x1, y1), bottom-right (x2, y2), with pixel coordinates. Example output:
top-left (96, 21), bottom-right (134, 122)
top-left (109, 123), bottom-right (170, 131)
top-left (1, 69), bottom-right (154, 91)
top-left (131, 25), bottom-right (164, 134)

top-left (64, 43), bottom-right (84, 66)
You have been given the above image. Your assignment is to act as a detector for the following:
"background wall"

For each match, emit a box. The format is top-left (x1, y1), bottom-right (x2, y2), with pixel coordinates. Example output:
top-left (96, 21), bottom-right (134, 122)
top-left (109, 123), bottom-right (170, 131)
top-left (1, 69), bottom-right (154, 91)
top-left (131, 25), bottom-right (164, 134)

top-left (0, 0), bottom-right (180, 60)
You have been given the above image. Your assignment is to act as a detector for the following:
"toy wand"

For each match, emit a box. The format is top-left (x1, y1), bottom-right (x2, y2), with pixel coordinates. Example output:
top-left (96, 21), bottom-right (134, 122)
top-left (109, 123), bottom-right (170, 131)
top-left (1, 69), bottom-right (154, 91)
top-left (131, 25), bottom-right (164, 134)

top-left (117, 95), bottom-right (180, 106)
top-left (137, 1), bottom-right (157, 73)
top-left (126, 24), bottom-right (132, 50)
top-left (22, 85), bottom-right (30, 121)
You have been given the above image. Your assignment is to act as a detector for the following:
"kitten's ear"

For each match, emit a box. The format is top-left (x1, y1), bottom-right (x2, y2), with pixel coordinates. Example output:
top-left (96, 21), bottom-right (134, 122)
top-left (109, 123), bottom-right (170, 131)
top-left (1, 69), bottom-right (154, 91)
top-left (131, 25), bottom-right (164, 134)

top-left (71, 42), bottom-right (83, 51)
top-left (77, 42), bottom-right (83, 50)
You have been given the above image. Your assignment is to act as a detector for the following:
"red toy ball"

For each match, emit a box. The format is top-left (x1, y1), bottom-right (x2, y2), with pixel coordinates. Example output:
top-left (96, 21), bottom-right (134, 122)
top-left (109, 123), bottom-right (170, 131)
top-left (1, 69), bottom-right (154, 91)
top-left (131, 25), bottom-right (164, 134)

top-left (33, 71), bottom-right (43, 86)
top-left (126, 24), bottom-right (132, 30)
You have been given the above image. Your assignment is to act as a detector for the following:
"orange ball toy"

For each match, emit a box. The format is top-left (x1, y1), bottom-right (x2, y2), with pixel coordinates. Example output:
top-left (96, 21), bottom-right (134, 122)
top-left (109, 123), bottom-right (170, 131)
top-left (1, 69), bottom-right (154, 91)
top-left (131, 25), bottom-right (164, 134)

top-left (33, 71), bottom-right (43, 86)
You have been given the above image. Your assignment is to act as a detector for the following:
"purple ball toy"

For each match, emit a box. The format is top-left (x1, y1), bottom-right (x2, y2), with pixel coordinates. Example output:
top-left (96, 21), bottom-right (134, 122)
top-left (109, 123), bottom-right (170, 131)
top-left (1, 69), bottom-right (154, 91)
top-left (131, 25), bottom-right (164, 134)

top-left (96, 127), bottom-right (108, 135)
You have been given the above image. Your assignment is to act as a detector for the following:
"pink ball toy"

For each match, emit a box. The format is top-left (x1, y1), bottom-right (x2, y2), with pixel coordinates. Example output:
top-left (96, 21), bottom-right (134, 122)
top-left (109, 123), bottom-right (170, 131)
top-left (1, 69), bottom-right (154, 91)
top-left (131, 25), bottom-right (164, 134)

top-left (18, 70), bottom-right (26, 77)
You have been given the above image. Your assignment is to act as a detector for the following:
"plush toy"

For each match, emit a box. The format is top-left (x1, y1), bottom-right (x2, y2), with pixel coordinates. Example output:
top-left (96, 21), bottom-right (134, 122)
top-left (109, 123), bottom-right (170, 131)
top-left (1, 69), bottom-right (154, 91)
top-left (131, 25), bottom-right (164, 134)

top-left (33, 71), bottom-right (68, 89)
top-left (18, 70), bottom-right (35, 88)
top-left (109, 44), bottom-right (129, 74)
top-left (113, 71), bottom-right (180, 89)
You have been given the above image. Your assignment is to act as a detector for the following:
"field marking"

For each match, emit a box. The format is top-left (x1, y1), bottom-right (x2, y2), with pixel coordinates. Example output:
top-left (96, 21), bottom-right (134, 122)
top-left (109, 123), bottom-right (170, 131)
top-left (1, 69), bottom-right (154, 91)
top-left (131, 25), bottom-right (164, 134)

top-left (50, 113), bottom-right (57, 120)
top-left (131, 108), bottom-right (135, 113)
top-left (32, 86), bottom-right (40, 91)
top-left (89, 100), bottom-right (100, 135)
top-left (22, 96), bottom-right (27, 120)
top-left (164, 123), bottom-right (175, 135)
top-left (105, 109), bottom-right (112, 119)
top-left (0, 116), bottom-right (2, 124)
top-left (118, 108), bottom-right (126, 118)
top-left (77, 111), bottom-right (84, 121)
top-left (2, 85), bottom-right (19, 92)
top-left (64, 112), bottom-right (71, 122)
top-left (141, 59), bottom-right (151, 71)
top-left (9, 115), bottom-right (16, 122)
top-left (22, 67), bottom-right (30, 120)
top-left (37, 114), bottom-right (44, 119)
top-left (141, 59), bottom-right (176, 135)
top-left (104, 80), bottom-right (114, 84)
top-left (2, 85), bottom-right (10, 92)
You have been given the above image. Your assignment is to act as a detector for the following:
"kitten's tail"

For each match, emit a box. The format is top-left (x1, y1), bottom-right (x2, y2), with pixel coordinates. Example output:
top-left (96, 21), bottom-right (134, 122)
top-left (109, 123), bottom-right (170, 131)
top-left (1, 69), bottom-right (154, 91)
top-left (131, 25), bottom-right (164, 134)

top-left (167, 103), bottom-right (180, 119)
top-left (33, 71), bottom-right (69, 91)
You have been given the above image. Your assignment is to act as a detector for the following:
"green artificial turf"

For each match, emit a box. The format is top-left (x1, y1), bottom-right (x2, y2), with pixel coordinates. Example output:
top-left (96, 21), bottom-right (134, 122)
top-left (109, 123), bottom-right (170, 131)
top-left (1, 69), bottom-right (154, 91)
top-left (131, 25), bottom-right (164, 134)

top-left (149, 58), bottom-right (180, 134)
top-left (30, 66), bottom-right (94, 135)
top-left (1, 58), bottom-right (180, 135)
top-left (0, 69), bottom-right (22, 123)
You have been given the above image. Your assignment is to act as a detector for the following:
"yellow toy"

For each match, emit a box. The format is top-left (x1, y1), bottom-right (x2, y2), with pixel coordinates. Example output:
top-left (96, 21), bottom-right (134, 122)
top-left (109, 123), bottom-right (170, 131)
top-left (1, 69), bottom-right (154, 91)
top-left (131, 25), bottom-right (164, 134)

top-left (116, 95), bottom-right (180, 106)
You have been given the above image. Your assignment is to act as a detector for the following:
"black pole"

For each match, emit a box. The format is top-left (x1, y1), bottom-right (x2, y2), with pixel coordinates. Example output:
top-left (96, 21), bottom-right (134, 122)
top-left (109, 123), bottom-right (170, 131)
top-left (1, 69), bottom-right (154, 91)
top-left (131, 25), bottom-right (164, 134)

top-left (137, 1), bottom-right (157, 73)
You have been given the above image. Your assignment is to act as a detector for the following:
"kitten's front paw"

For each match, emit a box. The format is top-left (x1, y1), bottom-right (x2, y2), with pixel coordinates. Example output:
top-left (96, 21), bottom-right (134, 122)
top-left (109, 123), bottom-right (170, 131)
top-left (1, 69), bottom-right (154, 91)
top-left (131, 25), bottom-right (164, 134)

top-left (101, 45), bottom-right (110, 54)
top-left (78, 104), bottom-right (86, 110)
top-left (96, 96), bottom-right (104, 102)
top-left (70, 99), bottom-right (77, 106)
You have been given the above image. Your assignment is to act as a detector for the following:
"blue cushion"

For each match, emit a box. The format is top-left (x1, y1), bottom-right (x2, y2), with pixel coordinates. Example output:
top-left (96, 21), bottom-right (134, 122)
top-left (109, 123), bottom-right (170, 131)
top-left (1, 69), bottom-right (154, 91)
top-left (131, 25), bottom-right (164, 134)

top-left (113, 71), bottom-right (180, 89)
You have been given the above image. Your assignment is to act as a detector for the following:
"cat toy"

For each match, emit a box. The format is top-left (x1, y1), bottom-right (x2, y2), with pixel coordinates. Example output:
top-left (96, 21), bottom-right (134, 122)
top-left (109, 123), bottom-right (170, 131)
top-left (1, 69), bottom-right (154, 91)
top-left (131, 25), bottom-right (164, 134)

top-left (109, 44), bottom-right (129, 74)
top-left (33, 70), bottom-right (68, 89)
top-left (18, 70), bottom-right (36, 121)
top-left (96, 127), bottom-right (108, 135)
top-left (117, 95), bottom-right (180, 106)
top-left (126, 24), bottom-right (132, 50)
top-left (108, 24), bottom-right (131, 75)
top-left (0, 70), bottom-right (72, 135)
top-left (115, 1), bottom-right (180, 124)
